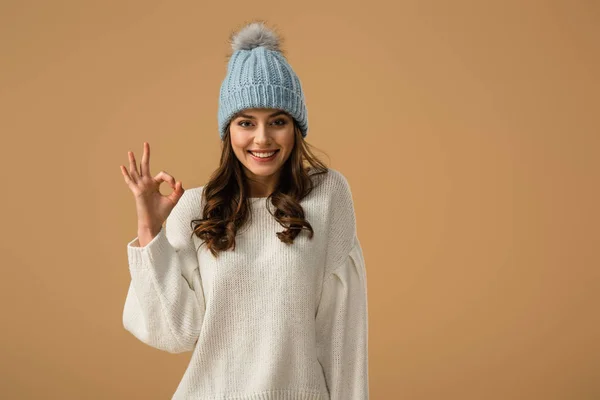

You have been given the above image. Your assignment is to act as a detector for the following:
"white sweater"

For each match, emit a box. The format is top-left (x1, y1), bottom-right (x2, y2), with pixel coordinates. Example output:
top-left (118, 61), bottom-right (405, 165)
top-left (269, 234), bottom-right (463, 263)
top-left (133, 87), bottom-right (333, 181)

top-left (123, 168), bottom-right (369, 399)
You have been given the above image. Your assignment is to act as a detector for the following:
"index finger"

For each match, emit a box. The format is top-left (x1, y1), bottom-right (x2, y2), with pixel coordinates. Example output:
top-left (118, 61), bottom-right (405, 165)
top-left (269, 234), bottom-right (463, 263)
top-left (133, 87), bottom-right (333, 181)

top-left (140, 142), bottom-right (151, 177)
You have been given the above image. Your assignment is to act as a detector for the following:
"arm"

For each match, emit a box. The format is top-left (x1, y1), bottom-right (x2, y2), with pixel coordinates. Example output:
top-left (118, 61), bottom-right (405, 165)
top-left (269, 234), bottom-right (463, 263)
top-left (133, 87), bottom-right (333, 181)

top-left (122, 190), bottom-right (206, 353)
top-left (315, 238), bottom-right (370, 399)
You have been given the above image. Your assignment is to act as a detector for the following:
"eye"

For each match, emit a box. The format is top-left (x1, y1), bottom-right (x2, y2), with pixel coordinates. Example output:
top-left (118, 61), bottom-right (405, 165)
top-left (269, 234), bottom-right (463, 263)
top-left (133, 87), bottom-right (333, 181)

top-left (237, 118), bottom-right (288, 127)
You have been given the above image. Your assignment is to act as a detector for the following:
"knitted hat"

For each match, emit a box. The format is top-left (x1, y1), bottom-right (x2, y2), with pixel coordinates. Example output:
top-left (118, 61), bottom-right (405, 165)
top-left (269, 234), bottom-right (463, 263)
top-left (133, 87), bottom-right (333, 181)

top-left (217, 21), bottom-right (308, 140)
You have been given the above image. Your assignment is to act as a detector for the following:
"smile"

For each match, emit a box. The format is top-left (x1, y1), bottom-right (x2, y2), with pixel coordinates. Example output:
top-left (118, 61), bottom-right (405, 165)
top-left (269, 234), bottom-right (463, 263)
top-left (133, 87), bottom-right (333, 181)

top-left (248, 149), bottom-right (280, 161)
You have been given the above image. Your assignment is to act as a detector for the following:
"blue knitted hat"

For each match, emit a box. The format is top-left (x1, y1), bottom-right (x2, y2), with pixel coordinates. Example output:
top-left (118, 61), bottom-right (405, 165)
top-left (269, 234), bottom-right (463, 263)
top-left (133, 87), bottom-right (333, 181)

top-left (218, 22), bottom-right (308, 140)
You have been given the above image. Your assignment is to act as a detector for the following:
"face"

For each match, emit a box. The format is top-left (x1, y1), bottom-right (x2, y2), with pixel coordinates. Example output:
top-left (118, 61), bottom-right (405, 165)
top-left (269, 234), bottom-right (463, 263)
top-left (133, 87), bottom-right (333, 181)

top-left (229, 108), bottom-right (295, 194)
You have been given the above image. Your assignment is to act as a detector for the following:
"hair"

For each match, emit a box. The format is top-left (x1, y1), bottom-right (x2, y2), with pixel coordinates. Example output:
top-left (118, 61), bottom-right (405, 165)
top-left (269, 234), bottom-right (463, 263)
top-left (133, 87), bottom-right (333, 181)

top-left (189, 114), bottom-right (329, 257)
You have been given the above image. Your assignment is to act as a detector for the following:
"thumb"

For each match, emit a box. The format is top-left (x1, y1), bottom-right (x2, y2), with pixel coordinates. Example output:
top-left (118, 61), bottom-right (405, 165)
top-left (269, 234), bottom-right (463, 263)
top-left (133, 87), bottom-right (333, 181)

top-left (168, 181), bottom-right (185, 204)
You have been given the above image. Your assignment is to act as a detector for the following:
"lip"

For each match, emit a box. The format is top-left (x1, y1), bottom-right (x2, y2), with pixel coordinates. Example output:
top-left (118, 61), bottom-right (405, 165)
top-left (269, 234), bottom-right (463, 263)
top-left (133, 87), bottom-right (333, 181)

top-left (248, 149), bottom-right (279, 162)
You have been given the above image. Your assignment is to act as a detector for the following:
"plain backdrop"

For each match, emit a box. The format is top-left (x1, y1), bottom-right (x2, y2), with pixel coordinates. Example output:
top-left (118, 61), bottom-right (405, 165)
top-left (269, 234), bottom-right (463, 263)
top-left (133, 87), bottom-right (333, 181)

top-left (1, 0), bottom-right (598, 399)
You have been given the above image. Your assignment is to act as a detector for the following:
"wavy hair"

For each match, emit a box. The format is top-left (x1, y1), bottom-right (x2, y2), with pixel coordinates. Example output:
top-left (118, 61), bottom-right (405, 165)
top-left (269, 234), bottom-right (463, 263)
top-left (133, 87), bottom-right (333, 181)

top-left (190, 116), bottom-right (329, 257)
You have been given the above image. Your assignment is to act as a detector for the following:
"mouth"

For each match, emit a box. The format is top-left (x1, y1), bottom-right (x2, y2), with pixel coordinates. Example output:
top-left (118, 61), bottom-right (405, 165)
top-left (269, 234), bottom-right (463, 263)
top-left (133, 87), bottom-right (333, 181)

top-left (247, 149), bottom-right (280, 162)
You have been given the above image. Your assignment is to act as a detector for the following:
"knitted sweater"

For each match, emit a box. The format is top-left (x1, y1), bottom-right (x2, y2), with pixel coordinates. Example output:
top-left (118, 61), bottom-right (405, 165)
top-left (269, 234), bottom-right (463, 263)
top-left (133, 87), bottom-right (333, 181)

top-left (122, 168), bottom-right (369, 400)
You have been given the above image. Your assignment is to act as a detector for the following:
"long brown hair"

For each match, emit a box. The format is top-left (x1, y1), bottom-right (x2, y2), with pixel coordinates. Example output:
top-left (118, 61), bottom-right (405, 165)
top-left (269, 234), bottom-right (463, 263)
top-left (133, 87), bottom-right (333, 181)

top-left (190, 116), bottom-right (329, 257)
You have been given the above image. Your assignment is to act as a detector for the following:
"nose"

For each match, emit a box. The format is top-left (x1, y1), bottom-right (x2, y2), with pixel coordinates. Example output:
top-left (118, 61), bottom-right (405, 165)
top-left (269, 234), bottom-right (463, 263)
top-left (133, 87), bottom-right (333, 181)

top-left (254, 123), bottom-right (272, 144)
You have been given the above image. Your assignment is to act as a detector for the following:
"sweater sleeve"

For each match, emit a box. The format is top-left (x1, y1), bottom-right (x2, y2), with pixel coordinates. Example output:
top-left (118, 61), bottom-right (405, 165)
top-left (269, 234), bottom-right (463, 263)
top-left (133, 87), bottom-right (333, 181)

top-left (315, 238), bottom-right (370, 399)
top-left (122, 190), bottom-right (206, 354)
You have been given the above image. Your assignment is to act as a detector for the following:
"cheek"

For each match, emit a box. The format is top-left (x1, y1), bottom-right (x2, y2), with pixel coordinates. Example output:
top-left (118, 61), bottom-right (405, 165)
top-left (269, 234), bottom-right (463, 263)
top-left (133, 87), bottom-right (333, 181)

top-left (281, 129), bottom-right (295, 149)
top-left (229, 132), bottom-right (249, 151)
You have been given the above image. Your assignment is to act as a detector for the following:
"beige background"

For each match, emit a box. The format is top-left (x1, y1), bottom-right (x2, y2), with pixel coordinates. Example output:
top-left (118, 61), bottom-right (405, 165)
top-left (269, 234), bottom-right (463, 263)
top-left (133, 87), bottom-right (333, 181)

top-left (1, 0), bottom-right (598, 399)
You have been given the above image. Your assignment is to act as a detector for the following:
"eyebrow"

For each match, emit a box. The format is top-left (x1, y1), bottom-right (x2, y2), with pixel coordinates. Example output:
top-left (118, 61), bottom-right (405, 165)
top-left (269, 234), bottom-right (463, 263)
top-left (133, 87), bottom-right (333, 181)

top-left (235, 110), bottom-right (288, 119)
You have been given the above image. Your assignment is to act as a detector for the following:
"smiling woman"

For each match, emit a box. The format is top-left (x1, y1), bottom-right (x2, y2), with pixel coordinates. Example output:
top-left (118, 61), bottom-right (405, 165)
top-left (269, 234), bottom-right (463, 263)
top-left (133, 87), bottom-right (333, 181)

top-left (121, 20), bottom-right (368, 400)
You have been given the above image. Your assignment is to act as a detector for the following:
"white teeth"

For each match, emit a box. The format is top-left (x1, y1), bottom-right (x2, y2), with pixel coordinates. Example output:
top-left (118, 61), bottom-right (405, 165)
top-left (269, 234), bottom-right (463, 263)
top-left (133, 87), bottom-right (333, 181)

top-left (250, 151), bottom-right (276, 158)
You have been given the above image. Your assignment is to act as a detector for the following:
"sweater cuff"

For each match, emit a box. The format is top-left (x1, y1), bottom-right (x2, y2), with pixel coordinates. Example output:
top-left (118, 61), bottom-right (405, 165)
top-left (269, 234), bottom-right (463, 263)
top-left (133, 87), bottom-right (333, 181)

top-left (126, 226), bottom-right (169, 270)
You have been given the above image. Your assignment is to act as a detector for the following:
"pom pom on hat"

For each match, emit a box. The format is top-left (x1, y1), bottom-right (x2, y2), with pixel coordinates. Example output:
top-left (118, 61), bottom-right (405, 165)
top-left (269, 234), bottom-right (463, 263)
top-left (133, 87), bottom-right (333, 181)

top-left (230, 21), bottom-right (282, 52)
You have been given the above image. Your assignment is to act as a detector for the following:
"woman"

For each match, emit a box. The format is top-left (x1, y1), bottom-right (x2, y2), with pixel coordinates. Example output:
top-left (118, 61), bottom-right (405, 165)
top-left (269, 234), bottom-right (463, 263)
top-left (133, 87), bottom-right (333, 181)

top-left (119, 21), bottom-right (369, 400)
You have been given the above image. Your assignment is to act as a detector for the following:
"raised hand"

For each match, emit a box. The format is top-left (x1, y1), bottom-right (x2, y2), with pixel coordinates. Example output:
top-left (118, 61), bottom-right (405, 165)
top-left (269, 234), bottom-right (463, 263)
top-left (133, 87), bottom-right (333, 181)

top-left (120, 142), bottom-right (185, 238)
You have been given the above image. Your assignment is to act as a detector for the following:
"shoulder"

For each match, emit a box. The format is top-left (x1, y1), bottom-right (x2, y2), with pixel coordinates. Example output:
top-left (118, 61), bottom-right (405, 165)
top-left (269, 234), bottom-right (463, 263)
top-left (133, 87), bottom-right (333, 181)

top-left (162, 185), bottom-right (206, 250)
top-left (180, 185), bottom-right (205, 210)
top-left (166, 185), bottom-right (205, 230)
top-left (325, 167), bottom-right (350, 186)
top-left (316, 167), bottom-right (356, 218)
top-left (315, 168), bottom-right (358, 271)
top-left (327, 167), bottom-right (354, 204)
top-left (311, 167), bottom-right (354, 204)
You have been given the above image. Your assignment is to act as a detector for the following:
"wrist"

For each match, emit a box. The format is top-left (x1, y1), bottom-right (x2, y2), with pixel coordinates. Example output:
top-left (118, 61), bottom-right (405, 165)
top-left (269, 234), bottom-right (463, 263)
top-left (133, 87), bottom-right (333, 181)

top-left (138, 222), bottom-right (161, 236)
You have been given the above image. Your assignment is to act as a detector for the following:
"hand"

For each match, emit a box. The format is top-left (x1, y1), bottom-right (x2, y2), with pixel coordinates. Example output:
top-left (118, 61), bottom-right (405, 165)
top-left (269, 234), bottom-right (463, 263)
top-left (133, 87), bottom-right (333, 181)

top-left (120, 142), bottom-right (185, 235)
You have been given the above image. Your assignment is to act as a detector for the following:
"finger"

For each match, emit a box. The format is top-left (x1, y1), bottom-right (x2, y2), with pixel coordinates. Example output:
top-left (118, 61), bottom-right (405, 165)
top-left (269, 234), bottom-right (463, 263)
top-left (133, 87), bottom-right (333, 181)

top-left (128, 151), bottom-right (141, 180)
top-left (140, 142), bottom-right (151, 177)
top-left (167, 181), bottom-right (184, 204)
top-left (120, 165), bottom-right (133, 184)
top-left (154, 171), bottom-right (176, 189)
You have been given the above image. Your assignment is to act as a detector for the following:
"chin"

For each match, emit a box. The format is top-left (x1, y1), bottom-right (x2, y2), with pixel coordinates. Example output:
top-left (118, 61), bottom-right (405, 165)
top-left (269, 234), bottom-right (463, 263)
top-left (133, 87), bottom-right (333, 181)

top-left (247, 166), bottom-right (279, 175)
top-left (244, 161), bottom-right (281, 173)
